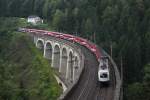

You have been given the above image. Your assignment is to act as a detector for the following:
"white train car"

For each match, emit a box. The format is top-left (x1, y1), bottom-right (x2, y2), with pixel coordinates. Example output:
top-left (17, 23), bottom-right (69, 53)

top-left (98, 56), bottom-right (110, 85)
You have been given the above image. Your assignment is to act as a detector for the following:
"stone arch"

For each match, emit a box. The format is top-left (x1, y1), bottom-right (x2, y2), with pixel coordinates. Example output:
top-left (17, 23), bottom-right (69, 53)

top-left (44, 41), bottom-right (53, 61)
top-left (74, 56), bottom-right (79, 69)
top-left (73, 55), bottom-right (80, 81)
top-left (36, 39), bottom-right (44, 53)
top-left (52, 44), bottom-right (61, 69)
top-left (60, 47), bottom-right (68, 76)
top-left (74, 54), bottom-right (80, 69)
top-left (66, 50), bottom-right (74, 82)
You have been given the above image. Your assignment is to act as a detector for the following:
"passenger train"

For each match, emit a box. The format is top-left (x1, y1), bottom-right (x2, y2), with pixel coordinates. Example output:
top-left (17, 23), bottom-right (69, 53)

top-left (98, 56), bottom-right (110, 85)
top-left (18, 28), bottom-right (110, 84)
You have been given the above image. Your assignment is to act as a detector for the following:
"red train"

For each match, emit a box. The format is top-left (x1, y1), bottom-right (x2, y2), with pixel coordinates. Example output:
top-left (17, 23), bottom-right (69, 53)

top-left (18, 28), bottom-right (101, 61)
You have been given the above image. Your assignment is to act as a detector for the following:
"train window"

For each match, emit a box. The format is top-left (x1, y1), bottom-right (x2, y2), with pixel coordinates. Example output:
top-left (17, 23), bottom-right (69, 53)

top-left (100, 73), bottom-right (108, 78)
top-left (103, 73), bottom-right (108, 78)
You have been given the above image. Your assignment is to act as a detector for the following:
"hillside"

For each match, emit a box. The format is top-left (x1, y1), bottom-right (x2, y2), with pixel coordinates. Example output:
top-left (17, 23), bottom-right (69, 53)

top-left (0, 18), bottom-right (62, 100)
top-left (0, 0), bottom-right (150, 99)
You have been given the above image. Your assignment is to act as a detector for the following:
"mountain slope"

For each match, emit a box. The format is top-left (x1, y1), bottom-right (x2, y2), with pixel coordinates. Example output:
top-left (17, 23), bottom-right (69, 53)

top-left (0, 18), bottom-right (62, 100)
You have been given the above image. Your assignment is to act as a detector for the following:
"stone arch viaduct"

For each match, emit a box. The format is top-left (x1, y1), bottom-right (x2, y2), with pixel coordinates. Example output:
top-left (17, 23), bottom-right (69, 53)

top-left (19, 28), bottom-right (121, 100)
top-left (33, 34), bottom-right (84, 91)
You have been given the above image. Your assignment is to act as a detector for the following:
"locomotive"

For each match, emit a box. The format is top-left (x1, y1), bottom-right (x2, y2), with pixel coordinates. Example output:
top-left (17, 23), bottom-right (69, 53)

top-left (98, 56), bottom-right (110, 85)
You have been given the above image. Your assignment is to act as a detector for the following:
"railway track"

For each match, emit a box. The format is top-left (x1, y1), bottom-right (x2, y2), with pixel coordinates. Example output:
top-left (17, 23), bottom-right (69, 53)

top-left (19, 28), bottom-right (119, 100)
top-left (95, 59), bottom-right (116, 100)
top-left (64, 44), bottom-right (116, 100)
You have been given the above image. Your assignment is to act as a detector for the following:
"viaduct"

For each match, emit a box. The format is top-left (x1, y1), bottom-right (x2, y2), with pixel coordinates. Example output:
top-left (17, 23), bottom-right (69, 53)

top-left (19, 28), bottom-right (121, 100)
top-left (34, 34), bottom-right (84, 91)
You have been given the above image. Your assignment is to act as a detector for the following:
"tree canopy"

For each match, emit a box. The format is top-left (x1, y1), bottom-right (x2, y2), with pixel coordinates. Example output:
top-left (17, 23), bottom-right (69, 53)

top-left (0, 0), bottom-right (150, 99)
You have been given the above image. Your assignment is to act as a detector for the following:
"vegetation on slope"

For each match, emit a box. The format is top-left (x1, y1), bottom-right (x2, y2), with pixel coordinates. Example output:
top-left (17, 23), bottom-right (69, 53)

top-left (125, 64), bottom-right (150, 100)
top-left (0, 18), bottom-right (62, 100)
top-left (0, 0), bottom-right (150, 99)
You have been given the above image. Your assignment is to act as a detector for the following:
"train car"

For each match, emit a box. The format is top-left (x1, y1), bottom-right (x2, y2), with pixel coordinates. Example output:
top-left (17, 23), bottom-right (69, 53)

top-left (98, 56), bottom-right (110, 86)
top-left (19, 28), bottom-right (110, 86)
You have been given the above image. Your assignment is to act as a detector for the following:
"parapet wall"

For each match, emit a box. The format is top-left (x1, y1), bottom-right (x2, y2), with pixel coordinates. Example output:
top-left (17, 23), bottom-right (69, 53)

top-left (30, 33), bottom-right (85, 100)
top-left (102, 50), bottom-right (121, 100)
top-left (27, 31), bottom-right (121, 100)
top-left (88, 41), bottom-right (121, 100)
top-left (47, 36), bottom-right (85, 100)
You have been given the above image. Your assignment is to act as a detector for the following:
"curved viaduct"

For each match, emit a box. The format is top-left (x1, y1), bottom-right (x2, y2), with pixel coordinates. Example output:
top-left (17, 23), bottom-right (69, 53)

top-left (34, 35), bottom-right (84, 91)
top-left (19, 28), bottom-right (121, 100)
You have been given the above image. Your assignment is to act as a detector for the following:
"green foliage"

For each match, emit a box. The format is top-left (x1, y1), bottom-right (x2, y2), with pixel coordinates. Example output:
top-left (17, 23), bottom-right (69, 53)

top-left (125, 64), bottom-right (150, 100)
top-left (84, 18), bottom-right (93, 35)
top-left (0, 0), bottom-right (150, 99)
top-left (143, 64), bottom-right (150, 84)
top-left (126, 82), bottom-right (144, 100)
top-left (52, 9), bottom-right (64, 31)
top-left (0, 18), bottom-right (62, 100)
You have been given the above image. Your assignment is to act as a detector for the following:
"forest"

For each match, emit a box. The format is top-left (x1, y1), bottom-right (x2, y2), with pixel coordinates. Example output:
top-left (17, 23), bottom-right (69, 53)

top-left (0, 18), bottom-right (62, 100)
top-left (0, 0), bottom-right (150, 100)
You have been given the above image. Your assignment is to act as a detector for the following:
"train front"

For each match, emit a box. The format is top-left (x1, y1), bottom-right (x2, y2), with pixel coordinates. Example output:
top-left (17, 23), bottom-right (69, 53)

top-left (98, 56), bottom-right (110, 84)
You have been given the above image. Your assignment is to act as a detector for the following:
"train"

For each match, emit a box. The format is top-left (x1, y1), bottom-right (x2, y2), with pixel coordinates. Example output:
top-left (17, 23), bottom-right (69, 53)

top-left (98, 56), bottom-right (110, 85)
top-left (18, 28), bottom-right (110, 84)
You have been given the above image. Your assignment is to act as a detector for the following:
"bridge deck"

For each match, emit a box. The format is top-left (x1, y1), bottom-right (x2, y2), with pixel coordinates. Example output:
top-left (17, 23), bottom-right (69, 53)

top-left (63, 42), bottom-right (116, 100)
